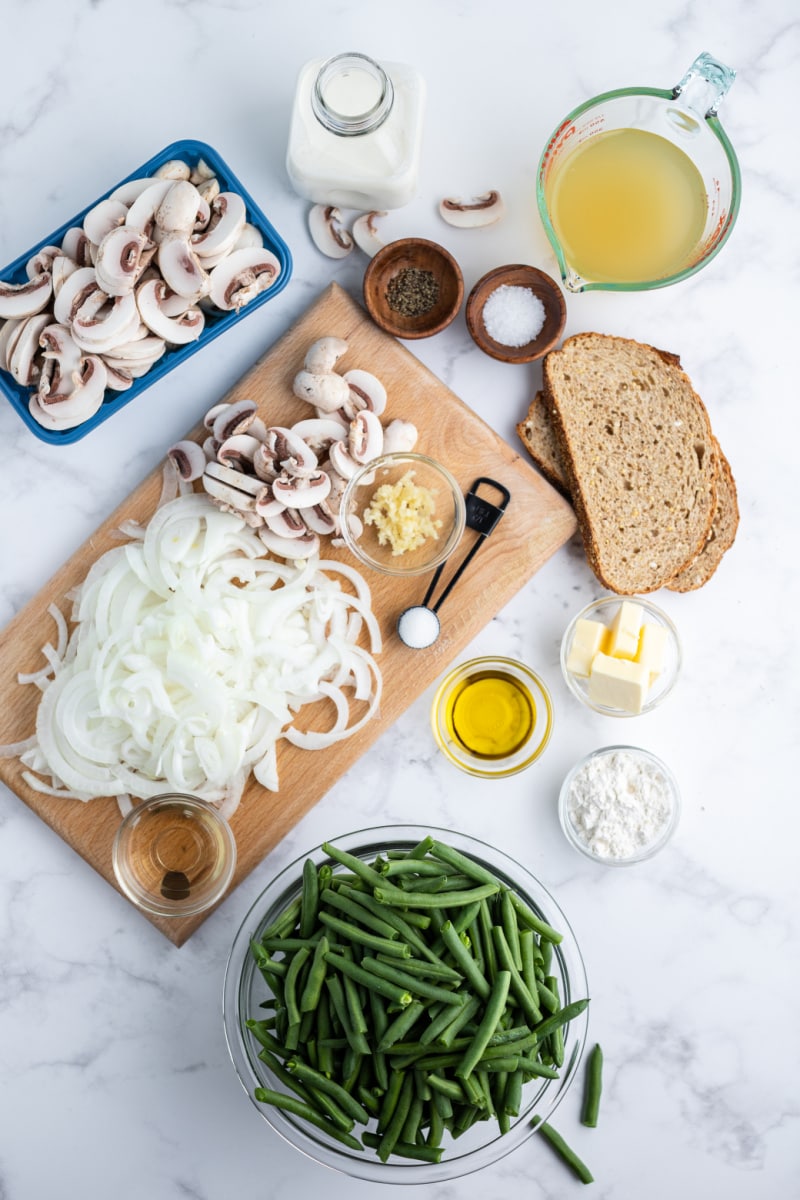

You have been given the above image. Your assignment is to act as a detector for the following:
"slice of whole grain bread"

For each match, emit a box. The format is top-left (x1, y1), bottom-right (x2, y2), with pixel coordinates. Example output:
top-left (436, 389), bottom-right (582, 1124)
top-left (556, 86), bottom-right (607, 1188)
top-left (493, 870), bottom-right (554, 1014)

top-left (516, 391), bottom-right (570, 496)
top-left (666, 447), bottom-right (739, 591)
top-left (542, 333), bottom-right (719, 594)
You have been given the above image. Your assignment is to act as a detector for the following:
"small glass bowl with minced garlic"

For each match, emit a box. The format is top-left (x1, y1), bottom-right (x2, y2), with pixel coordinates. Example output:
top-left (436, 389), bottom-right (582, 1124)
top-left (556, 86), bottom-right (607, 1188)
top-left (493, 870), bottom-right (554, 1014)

top-left (431, 656), bottom-right (554, 778)
top-left (340, 452), bottom-right (466, 576)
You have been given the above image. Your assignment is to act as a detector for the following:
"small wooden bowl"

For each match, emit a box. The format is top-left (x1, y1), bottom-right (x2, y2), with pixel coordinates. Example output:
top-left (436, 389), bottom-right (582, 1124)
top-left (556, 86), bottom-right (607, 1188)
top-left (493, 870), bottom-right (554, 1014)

top-left (363, 238), bottom-right (464, 339)
top-left (465, 264), bottom-right (566, 363)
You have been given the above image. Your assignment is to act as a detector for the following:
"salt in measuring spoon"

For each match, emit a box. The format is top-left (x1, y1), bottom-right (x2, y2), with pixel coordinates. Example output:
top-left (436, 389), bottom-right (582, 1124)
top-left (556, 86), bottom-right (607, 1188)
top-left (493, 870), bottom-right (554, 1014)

top-left (396, 477), bottom-right (510, 649)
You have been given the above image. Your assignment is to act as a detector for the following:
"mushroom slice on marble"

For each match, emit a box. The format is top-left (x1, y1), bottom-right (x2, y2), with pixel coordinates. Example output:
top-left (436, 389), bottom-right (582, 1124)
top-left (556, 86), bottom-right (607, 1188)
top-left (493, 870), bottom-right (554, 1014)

top-left (308, 205), bottom-right (353, 258)
top-left (438, 190), bottom-right (505, 228)
top-left (352, 211), bottom-right (386, 256)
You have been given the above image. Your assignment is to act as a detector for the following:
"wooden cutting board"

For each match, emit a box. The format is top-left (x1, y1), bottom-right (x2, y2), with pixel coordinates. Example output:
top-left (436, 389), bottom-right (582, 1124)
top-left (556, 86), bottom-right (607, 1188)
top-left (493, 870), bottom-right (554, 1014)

top-left (0, 283), bottom-right (576, 945)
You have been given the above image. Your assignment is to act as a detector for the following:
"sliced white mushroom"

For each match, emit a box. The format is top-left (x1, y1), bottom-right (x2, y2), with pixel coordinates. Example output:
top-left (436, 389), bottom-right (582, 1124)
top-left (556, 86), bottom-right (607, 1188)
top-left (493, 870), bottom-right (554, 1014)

top-left (0, 271), bottom-right (53, 320)
top-left (202, 465), bottom-right (259, 512)
top-left (71, 291), bottom-right (140, 354)
top-left (190, 158), bottom-right (216, 184)
top-left (328, 439), bottom-right (360, 480)
top-left (34, 354), bottom-right (107, 425)
top-left (290, 416), bottom-right (348, 455)
top-left (52, 267), bottom-right (97, 324)
top-left (60, 226), bottom-right (93, 267)
top-left (348, 409), bottom-right (384, 465)
top-left (26, 245), bottom-right (62, 279)
top-left (157, 234), bottom-right (210, 301)
top-left (103, 362), bottom-right (134, 391)
top-left (212, 398), bottom-right (258, 442)
top-left (233, 223), bottom-right (263, 251)
top-left (136, 278), bottom-right (204, 344)
top-left (205, 460), bottom-right (265, 497)
top-left (154, 159), bottom-right (191, 181)
top-left (51, 254), bottom-right (79, 297)
top-left (156, 181), bottom-right (207, 236)
top-left (7, 312), bottom-right (50, 384)
top-left (254, 482), bottom-right (286, 519)
top-left (95, 227), bottom-right (152, 295)
top-left (292, 369), bottom-right (350, 413)
top-left (438, 190), bottom-right (505, 228)
top-left (83, 198), bottom-right (129, 247)
top-left (382, 417), bottom-right (419, 454)
top-left (301, 500), bottom-right (337, 537)
top-left (168, 439), bottom-right (208, 481)
top-left (308, 205), bottom-right (353, 258)
top-left (0, 317), bottom-right (23, 371)
top-left (196, 176), bottom-right (220, 206)
top-left (109, 177), bottom-right (156, 206)
top-left (207, 246), bottom-right (281, 311)
top-left (191, 192), bottom-right (247, 259)
top-left (39, 323), bottom-right (83, 380)
top-left (264, 425), bottom-right (318, 476)
top-left (304, 336), bottom-right (349, 375)
top-left (103, 333), bottom-right (165, 365)
top-left (125, 180), bottom-right (173, 232)
top-left (203, 401), bottom-right (229, 430)
top-left (253, 442), bottom-right (278, 483)
top-left (272, 470), bottom-right (332, 509)
top-left (264, 507), bottom-right (308, 539)
top-left (217, 433), bottom-right (262, 470)
top-left (352, 211), bottom-right (386, 257)
top-left (343, 368), bottom-right (387, 416)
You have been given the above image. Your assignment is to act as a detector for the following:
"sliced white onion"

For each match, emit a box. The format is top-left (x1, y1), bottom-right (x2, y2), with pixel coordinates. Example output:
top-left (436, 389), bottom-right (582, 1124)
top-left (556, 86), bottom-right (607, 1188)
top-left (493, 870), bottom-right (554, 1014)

top-left (7, 493), bottom-right (382, 816)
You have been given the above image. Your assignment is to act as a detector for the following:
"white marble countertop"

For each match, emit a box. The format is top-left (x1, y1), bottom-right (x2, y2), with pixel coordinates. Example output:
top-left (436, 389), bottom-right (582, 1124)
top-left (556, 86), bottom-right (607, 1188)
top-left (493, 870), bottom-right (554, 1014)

top-left (1, 2), bottom-right (798, 1197)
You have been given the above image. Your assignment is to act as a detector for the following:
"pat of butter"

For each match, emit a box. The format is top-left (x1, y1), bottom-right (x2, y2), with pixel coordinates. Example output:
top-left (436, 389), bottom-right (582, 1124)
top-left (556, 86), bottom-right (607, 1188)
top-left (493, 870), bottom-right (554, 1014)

top-left (607, 600), bottom-right (644, 660)
top-left (637, 622), bottom-right (668, 684)
top-left (588, 652), bottom-right (650, 714)
top-left (566, 618), bottom-right (609, 677)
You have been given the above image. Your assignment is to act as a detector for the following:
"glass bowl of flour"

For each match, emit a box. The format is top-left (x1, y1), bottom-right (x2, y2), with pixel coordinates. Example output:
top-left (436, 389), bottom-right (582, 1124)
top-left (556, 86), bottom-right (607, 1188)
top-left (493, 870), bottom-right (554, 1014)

top-left (558, 745), bottom-right (681, 865)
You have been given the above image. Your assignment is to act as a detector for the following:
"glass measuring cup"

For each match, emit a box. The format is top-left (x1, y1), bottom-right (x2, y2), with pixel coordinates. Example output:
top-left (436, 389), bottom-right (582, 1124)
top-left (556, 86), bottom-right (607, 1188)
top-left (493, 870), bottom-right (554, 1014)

top-left (536, 53), bottom-right (741, 292)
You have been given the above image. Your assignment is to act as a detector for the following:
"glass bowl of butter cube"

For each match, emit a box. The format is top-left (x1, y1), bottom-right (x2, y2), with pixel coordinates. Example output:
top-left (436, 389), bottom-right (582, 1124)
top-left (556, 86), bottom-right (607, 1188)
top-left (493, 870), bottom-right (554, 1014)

top-left (560, 596), bottom-right (682, 717)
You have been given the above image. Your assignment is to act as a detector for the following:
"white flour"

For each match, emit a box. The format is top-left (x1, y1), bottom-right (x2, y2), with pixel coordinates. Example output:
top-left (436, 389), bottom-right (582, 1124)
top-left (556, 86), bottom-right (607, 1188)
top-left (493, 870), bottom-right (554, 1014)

top-left (566, 749), bottom-right (674, 860)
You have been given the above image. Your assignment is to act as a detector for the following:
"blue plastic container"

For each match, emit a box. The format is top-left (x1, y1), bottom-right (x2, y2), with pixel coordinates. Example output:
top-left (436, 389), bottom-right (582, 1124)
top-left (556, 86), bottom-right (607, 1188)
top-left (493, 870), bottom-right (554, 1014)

top-left (0, 139), bottom-right (293, 444)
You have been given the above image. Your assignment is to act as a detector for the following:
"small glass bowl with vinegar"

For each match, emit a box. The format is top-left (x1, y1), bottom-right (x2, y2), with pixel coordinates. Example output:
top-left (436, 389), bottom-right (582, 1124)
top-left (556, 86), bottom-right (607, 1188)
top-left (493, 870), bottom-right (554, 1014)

top-left (431, 656), bottom-right (553, 779)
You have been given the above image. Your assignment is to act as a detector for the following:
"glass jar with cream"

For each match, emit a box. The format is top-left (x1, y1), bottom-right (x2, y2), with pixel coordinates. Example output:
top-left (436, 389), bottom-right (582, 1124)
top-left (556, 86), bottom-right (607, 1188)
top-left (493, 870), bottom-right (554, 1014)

top-left (286, 51), bottom-right (425, 210)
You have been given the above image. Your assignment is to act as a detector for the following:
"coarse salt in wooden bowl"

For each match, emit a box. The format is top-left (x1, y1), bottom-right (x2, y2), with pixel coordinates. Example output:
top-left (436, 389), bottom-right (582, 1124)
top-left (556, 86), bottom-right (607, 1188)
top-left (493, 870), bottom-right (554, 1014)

top-left (363, 238), bottom-right (464, 339)
top-left (466, 264), bottom-right (566, 363)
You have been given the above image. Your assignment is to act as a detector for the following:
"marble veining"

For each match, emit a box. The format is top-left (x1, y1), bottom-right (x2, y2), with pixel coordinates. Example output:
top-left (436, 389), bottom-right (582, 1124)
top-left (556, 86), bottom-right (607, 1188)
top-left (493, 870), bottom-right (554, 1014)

top-left (0, 1), bottom-right (798, 1198)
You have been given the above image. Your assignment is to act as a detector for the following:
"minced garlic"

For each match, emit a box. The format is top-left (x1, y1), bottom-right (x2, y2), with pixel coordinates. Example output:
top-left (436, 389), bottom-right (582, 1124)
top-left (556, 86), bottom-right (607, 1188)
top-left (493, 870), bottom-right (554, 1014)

top-left (363, 469), bottom-right (441, 556)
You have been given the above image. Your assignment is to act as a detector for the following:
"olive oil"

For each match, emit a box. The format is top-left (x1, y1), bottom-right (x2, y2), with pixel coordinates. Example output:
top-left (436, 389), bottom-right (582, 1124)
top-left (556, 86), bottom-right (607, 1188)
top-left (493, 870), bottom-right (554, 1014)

top-left (546, 128), bottom-right (708, 284)
top-left (445, 669), bottom-right (535, 760)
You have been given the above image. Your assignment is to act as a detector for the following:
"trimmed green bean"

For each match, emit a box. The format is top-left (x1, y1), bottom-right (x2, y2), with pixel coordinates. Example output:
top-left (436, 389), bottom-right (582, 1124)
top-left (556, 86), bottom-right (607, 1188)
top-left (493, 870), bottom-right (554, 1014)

top-left (300, 858), bottom-right (319, 939)
top-left (361, 1131), bottom-right (443, 1163)
top-left (428, 839), bottom-right (500, 887)
top-left (373, 881), bottom-right (500, 909)
top-left (546, 975), bottom-right (565, 1067)
top-left (500, 889), bottom-right (523, 971)
top-left (456, 971), bottom-right (511, 1080)
top-left (533, 1117), bottom-right (594, 1184)
top-left (318, 911), bottom-right (410, 958)
top-left (533, 997), bottom-right (590, 1043)
top-left (581, 1043), bottom-right (603, 1127)
top-left (435, 994), bottom-right (482, 1047)
top-left (379, 1073), bottom-right (414, 1161)
top-left (378, 1000), bottom-right (426, 1052)
top-left (324, 975), bottom-right (370, 1055)
top-left (439, 920), bottom-right (491, 999)
top-left (253, 1087), bottom-right (363, 1151)
top-left (492, 925), bottom-right (542, 1026)
top-left (286, 1058), bottom-right (370, 1124)
top-left (376, 953), bottom-right (461, 982)
top-left (299, 934), bottom-right (329, 1014)
top-left (325, 951), bottom-right (413, 1007)
top-left (478, 899), bottom-right (499, 983)
top-left (322, 841), bottom-right (385, 890)
top-left (259, 896), bottom-right (302, 941)
top-left (361, 956), bottom-right (464, 1007)
top-left (320, 886), bottom-right (401, 941)
top-left (503, 1068), bottom-right (523, 1116)
top-left (283, 945), bottom-right (310, 1029)
top-left (508, 890), bottom-right (563, 944)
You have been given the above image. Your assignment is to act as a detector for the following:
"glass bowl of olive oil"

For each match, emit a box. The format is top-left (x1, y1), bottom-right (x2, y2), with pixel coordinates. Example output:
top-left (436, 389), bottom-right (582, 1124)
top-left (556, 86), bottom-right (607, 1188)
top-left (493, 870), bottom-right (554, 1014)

top-left (431, 656), bottom-right (553, 778)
